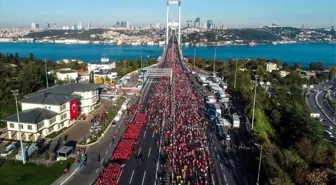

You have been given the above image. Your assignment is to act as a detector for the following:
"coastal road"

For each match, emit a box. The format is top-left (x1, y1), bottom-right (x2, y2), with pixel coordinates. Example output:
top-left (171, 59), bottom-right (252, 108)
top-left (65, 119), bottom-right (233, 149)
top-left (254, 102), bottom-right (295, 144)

top-left (306, 81), bottom-right (336, 140)
top-left (63, 96), bottom-right (138, 185)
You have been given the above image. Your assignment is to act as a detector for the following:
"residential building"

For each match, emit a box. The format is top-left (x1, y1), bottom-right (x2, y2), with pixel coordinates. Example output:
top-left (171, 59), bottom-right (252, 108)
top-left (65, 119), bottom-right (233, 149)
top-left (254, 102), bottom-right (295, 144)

top-left (56, 70), bottom-right (79, 82)
top-left (266, 62), bottom-right (278, 72)
top-left (94, 69), bottom-right (118, 81)
top-left (3, 83), bottom-right (100, 141)
top-left (88, 62), bottom-right (116, 73)
top-left (279, 70), bottom-right (290, 77)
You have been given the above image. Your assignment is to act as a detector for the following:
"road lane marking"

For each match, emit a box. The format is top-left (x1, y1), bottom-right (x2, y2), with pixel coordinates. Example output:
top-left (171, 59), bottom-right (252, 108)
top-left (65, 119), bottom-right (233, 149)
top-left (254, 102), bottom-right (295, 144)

top-left (109, 142), bottom-right (112, 146)
top-left (210, 133), bottom-right (212, 137)
top-left (138, 147), bottom-right (142, 155)
top-left (215, 148), bottom-right (217, 152)
top-left (116, 129), bottom-right (119, 134)
top-left (105, 150), bottom-right (108, 155)
top-left (95, 168), bottom-right (99, 174)
top-left (117, 169), bottom-right (123, 183)
top-left (60, 168), bottom-right (79, 185)
top-left (141, 171), bottom-right (147, 185)
top-left (224, 175), bottom-right (227, 182)
top-left (217, 154), bottom-right (220, 159)
top-left (148, 148), bottom-right (151, 158)
top-left (101, 158), bottom-right (104, 164)
top-left (129, 170), bottom-right (135, 184)
top-left (143, 130), bottom-right (147, 138)
top-left (220, 163), bottom-right (224, 170)
top-left (152, 131), bottom-right (155, 138)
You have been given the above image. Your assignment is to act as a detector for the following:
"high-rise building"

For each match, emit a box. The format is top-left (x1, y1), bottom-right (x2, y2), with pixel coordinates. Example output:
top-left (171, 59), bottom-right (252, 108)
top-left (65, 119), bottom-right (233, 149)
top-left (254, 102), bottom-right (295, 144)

top-left (53, 23), bottom-right (57, 28)
top-left (186, 20), bottom-right (191, 28)
top-left (126, 21), bottom-right (130, 28)
top-left (116, 21), bottom-right (120, 28)
top-left (31, 23), bottom-right (38, 29)
top-left (73, 24), bottom-right (78, 30)
top-left (87, 22), bottom-right (91, 30)
top-left (78, 22), bottom-right (82, 30)
top-left (46, 23), bottom-right (50, 28)
top-left (207, 20), bottom-right (213, 29)
top-left (194, 17), bottom-right (201, 28)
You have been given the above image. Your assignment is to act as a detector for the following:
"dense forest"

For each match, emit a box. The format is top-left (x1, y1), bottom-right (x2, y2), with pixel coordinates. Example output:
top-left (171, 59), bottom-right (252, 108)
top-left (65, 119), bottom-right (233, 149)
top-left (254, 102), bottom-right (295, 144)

top-left (186, 57), bottom-right (336, 185)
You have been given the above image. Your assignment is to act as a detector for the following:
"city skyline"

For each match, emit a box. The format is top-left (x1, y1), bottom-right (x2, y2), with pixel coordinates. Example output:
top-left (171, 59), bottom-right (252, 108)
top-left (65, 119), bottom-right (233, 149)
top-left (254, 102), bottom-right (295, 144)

top-left (0, 0), bottom-right (335, 28)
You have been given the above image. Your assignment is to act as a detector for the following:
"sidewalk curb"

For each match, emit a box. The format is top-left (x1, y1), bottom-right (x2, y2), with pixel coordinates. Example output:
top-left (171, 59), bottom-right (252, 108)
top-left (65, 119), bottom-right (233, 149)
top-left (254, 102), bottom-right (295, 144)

top-left (77, 104), bottom-right (127, 147)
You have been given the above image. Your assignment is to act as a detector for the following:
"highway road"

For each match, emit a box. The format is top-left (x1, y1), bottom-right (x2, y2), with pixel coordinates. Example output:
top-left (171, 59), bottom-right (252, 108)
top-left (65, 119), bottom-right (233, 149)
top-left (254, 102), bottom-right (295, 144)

top-left (189, 70), bottom-right (260, 185)
top-left (118, 44), bottom-right (167, 185)
top-left (306, 81), bottom-right (336, 139)
top-left (117, 78), bottom-right (162, 185)
top-left (63, 96), bottom-right (139, 185)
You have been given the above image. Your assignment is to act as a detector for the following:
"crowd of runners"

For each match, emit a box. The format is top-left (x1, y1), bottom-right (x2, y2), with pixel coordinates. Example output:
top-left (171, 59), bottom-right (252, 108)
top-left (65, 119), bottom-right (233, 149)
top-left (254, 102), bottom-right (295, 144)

top-left (97, 43), bottom-right (212, 185)
top-left (144, 44), bottom-right (213, 185)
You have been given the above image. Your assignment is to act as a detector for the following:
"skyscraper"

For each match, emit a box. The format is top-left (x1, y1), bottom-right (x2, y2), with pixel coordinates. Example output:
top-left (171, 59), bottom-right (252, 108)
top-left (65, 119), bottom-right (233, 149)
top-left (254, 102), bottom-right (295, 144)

top-left (116, 21), bottom-right (120, 28)
top-left (31, 23), bottom-right (37, 29)
top-left (206, 20), bottom-right (213, 29)
top-left (78, 22), bottom-right (82, 30)
top-left (194, 17), bottom-right (201, 28)
top-left (46, 23), bottom-right (50, 28)
top-left (87, 22), bottom-right (91, 30)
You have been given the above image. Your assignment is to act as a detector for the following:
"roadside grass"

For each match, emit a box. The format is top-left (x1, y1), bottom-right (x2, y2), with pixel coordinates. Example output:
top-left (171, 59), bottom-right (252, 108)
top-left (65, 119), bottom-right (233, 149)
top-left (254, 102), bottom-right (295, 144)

top-left (0, 158), bottom-right (74, 185)
top-left (46, 127), bottom-right (68, 139)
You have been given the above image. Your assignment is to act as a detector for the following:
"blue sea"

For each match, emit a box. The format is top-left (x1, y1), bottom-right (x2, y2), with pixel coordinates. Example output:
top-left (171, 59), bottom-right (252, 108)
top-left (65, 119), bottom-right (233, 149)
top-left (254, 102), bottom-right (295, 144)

top-left (0, 43), bottom-right (335, 67)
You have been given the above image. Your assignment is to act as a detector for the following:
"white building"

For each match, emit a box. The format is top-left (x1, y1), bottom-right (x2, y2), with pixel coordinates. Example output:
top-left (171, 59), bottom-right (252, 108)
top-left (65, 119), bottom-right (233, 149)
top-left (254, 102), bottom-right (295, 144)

top-left (266, 63), bottom-right (278, 73)
top-left (56, 70), bottom-right (79, 81)
top-left (279, 70), bottom-right (290, 77)
top-left (3, 83), bottom-right (100, 141)
top-left (88, 62), bottom-right (116, 73)
top-left (94, 69), bottom-right (118, 80)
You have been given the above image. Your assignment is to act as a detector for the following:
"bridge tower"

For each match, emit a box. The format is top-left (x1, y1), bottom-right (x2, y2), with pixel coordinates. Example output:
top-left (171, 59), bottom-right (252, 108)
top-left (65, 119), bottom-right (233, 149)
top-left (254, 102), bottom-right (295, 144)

top-left (166, 0), bottom-right (181, 45)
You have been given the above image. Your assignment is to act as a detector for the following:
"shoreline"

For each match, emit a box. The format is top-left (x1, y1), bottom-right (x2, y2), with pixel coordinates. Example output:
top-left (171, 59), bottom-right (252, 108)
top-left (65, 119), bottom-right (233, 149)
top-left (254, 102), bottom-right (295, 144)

top-left (0, 41), bottom-right (335, 47)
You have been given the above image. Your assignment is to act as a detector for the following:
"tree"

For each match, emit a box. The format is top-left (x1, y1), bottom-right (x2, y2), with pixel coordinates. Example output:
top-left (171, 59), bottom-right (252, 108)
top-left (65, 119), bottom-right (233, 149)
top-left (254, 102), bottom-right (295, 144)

top-left (283, 62), bottom-right (289, 70)
top-left (270, 109), bottom-right (281, 125)
top-left (309, 62), bottom-right (324, 71)
top-left (304, 169), bottom-right (328, 185)
top-left (29, 53), bottom-right (35, 61)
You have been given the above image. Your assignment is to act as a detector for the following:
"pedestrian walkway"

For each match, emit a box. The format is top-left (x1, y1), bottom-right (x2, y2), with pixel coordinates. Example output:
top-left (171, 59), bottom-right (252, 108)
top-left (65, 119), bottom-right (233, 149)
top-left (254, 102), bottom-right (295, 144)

top-left (50, 160), bottom-right (79, 185)
top-left (52, 95), bottom-right (139, 185)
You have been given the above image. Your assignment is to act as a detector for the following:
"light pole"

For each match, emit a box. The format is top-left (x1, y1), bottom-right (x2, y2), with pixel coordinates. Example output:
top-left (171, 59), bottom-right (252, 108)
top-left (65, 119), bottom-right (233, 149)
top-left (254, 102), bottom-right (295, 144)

top-left (255, 143), bottom-right (263, 185)
top-left (11, 89), bottom-right (26, 164)
top-left (251, 75), bottom-right (258, 130)
top-left (44, 59), bottom-right (49, 88)
top-left (234, 59), bottom-right (238, 89)
top-left (213, 47), bottom-right (217, 77)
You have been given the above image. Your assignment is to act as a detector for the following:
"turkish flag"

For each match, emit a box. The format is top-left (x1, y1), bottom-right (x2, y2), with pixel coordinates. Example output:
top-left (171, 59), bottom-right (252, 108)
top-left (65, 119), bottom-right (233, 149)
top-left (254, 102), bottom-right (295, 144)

top-left (70, 100), bottom-right (78, 120)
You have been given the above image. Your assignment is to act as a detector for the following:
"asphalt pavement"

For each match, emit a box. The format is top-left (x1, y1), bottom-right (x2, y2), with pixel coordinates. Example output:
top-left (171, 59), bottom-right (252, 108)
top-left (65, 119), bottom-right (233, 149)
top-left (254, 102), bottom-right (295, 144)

top-left (62, 96), bottom-right (139, 185)
top-left (306, 81), bottom-right (336, 139)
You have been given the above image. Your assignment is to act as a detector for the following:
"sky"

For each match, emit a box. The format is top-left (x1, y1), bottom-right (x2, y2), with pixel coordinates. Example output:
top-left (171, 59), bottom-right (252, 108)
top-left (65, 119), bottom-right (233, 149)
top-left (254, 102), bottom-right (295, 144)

top-left (0, 0), bottom-right (335, 28)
